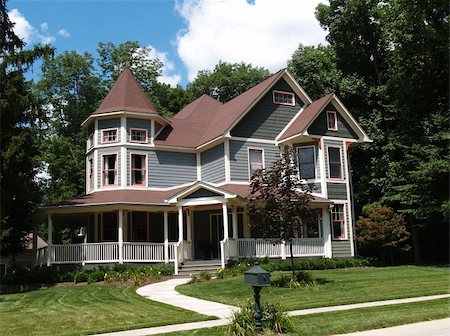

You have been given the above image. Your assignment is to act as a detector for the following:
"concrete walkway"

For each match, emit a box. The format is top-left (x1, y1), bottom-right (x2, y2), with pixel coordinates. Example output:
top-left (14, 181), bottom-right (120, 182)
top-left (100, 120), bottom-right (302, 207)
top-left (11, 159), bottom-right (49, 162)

top-left (94, 278), bottom-right (450, 336)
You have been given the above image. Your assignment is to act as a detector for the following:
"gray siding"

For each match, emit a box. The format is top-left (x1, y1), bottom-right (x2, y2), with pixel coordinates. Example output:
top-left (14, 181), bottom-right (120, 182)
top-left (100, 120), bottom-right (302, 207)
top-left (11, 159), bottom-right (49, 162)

top-left (327, 182), bottom-right (348, 200)
top-left (308, 103), bottom-right (359, 139)
top-left (97, 148), bottom-right (121, 188)
top-left (127, 118), bottom-right (151, 143)
top-left (324, 139), bottom-right (347, 180)
top-left (331, 203), bottom-right (352, 257)
top-left (301, 182), bottom-right (321, 193)
top-left (98, 118), bottom-right (121, 143)
top-left (231, 79), bottom-right (304, 140)
top-left (148, 150), bottom-right (197, 188)
top-left (201, 144), bottom-right (225, 183)
top-left (293, 142), bottom-right (321, 180)
top-left (229, 140), bottom-right (279, 181)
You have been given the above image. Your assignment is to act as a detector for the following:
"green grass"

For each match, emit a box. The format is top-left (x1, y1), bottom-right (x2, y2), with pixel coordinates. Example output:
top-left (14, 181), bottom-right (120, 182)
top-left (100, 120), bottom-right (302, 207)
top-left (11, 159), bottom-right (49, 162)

top-left (161, 298), bottom-right (450, 335)
top-left (0, 284), bottom-right (214, 336)
top-left (177, 266), bottom-right (450, 311)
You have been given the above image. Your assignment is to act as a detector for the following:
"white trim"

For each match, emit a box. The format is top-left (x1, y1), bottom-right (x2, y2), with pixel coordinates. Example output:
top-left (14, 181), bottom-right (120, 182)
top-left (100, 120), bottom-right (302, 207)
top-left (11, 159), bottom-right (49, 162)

top-left (327, 111), bottom-right (338, 131)
top-left (247, 147), bottom-right (265, 180)
top-left (120, 117), bottom-right (126, 143)
top-left (283, 70), bottom-right (313, 104)
top-left (81, 111), bottom-right (170, 128)
top-left (296, 145), bottom-right (317, 181)
top-left (275, 106), bottom-right (305, 141)
top-left (322, 207), bottom-right (332, 258)
top-left (130, 128), bottom-right (148, 144)
top-left (166, 181), bottom-right (236, 204)
top-left (93, 150), bottom-right (98, 191)
top-left (101, 128), bottom-right (119, 144)
top-left (177, 206), bottom-right (183, 242)
top-left (344, 146), bottom-right (355, 256)
top-left (101, 152), bottom-right (119, 187)
top-left (320, 136), bottom-right (358, 142)
top-left (217, 181), bottom-right (249, 186)
top-left (177, 196), bottom-right (226, 207)
top-left (121, 147), bottom-right (127, 187)
top-left (224, 139), bottom-right (231, 182)
top-left (129, 151), bottom-right (148, 187)
top-left (330, 202), bottom-right (348, 240)
top-left (150, 120), bottom-right (155, 146)
top-left (196, 152), bottom-right (201, 181)
top-left (319, 139), bottom-right (327, 197)
top-left (94, 120), bottom-right (99, 146)
top-left (273, 90), bottom-right (295, 106)
top-left (230, 136), bottom-right (277, 144)
top-left (222, 202), bottom-right (229, 239)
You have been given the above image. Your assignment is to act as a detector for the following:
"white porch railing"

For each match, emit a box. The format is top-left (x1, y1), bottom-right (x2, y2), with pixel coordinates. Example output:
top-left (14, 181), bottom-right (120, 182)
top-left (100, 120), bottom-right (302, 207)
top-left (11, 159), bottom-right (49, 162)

top-left (123, 242), bottom-right (165, 262)
top-left (237, 238), bottom-right (325, 259)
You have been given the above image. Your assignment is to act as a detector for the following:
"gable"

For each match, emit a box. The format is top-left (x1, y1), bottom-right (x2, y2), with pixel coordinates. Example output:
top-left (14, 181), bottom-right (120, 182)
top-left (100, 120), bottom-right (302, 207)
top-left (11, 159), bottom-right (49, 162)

top-left (307, 103), bottom-right (359, 139)
top-left (230, 78), bottom-right (304, 140)
top-left (182, 188), bottom-right (222, 199)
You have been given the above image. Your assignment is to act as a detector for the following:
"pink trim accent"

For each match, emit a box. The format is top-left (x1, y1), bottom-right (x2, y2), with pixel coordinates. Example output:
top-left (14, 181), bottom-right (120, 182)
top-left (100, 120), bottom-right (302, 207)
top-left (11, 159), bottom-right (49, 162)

top-left (102, 154), bottom-right (118, 187)
top-left (102, 129), bottom-right (118, 143)
top-left (130, 153), bottom-right (147, 186)
top-left (313, 138), bottom-right (322, 149)
top-left (273, 90), bottom-right (295, 106)
top-left (130, 128), bottom-right (148, 143)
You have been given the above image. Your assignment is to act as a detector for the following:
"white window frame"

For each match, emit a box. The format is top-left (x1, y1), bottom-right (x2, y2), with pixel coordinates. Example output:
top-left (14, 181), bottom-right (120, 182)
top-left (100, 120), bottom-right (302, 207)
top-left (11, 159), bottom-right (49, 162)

top-left (327, 146), bottom-right (343, 180)
top-left (102, 153), bottom-right (118, 187)
top-left (248, 147), bottom-right (265, 180)
top-left (327, 111), bottom-right (338, 131)
top-left (130, 152), bottom-right (148, 187)
top-left (296, 145), bottom-right (316, 181)
top-left (101, 128), bottom-right (118, 144)
top-left (331, 203), bottom-right (347, 240)
top-left (87, 132), bottom-right (94, 149)
top-left (88, 157), bottom-right (94, 191)
top-left (273, 90), bottom-right (295, 106)
top-left (130, 128), bottom-right (148, 144)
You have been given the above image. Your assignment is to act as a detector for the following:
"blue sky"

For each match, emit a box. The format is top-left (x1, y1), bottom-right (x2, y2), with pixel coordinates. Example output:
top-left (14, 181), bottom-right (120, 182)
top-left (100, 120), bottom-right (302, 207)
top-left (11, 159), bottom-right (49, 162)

top-left (8, 0), bottom-right (327, 87)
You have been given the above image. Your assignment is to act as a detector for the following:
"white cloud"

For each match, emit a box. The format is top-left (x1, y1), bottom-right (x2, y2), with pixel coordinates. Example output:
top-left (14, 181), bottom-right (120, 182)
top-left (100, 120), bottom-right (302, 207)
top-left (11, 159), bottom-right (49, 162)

top-left (8, 9), bottom-right (58, 45)
top-left (57, 29), bottom-right (70, 38)
top-left (176, 0), bottom-right (327, 81)
top-left (145, 45), bottom-right (182, 87)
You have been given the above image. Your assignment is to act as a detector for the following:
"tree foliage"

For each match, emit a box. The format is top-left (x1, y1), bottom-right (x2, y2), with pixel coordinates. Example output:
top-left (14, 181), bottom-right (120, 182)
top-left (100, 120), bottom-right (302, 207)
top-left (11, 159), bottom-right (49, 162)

top-left (187, 61), bottom-right (270, 103)
top-left (247, 147), bottom-right (314, 277)
top-left (356, 206), bottom-right (410, 264)
top-left (0, 0), bottom-right (53, 256)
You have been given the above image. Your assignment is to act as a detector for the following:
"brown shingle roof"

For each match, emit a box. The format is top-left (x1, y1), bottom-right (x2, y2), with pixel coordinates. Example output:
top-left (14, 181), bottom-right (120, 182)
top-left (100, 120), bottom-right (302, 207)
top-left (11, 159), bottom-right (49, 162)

top-left (279, 93), bottom-right (333, 141)
top-left (94, 68), bottom-right (158, 115)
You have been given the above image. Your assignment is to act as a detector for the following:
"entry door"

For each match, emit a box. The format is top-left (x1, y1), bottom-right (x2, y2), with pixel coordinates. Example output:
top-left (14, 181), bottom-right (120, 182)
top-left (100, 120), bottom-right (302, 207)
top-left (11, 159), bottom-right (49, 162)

top-left (210, 214), bottom-right (223, 259)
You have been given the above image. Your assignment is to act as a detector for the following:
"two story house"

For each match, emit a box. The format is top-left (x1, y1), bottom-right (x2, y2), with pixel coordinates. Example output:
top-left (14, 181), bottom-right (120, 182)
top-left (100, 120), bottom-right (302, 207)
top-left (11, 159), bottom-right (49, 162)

top-left (36, 68), bottom-right (371, 273)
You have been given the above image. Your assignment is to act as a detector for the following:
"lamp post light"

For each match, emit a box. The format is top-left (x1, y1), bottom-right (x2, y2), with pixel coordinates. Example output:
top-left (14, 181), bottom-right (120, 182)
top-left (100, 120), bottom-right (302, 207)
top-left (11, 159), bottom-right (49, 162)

top-left (244, 263), bottom-right (271, 330)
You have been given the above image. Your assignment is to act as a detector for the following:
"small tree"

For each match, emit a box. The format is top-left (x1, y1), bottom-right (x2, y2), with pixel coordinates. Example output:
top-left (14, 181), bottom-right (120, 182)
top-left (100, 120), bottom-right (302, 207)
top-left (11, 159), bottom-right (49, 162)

top-left (247, 147), bottom-right (314, 278)
top-left (356, 205), bottom-right (411, 264)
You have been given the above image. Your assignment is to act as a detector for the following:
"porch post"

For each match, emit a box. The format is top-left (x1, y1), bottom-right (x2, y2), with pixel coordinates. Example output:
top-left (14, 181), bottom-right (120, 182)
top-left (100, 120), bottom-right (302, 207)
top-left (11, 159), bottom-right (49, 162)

top-left (186, 209), bottom-right (192, 242)
top-left (177, 206), bottom-right (183, 242)
top-left (47, 213), bottom-right (52, 267)
top-left (232, 205), bottom-right (238, 240)
top-left (222, 202), bottom-right (229, 239)
top-left (164, 211), bottom-right (169, 263)
top-left (322, 207), bottom-right (332, 258)
top-left (118, 209), bottom-right (124, 264)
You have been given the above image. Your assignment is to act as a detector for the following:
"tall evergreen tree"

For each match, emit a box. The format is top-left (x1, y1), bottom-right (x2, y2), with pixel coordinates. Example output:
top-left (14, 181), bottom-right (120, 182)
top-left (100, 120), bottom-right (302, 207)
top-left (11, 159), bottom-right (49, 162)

top-left (0, 0), bottom-right (53, 257)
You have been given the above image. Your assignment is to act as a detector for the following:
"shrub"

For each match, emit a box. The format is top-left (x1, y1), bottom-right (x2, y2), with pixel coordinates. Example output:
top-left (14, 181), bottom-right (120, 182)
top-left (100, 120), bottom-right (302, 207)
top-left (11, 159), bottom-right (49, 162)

top-left (228, 301), bottom-right (292, 335)
top-left (152, 262), bottom-right (174, 276)
top-left (199, 271), bottom-right (211, 281)
top-left (74, 271), bottom-right (88, 283)
top-left (188, 274), bottom-right (199, 284)
top-left (272, 271), bottom-right (316, 288)
top-left (87, 270), bottom-right (105, 283)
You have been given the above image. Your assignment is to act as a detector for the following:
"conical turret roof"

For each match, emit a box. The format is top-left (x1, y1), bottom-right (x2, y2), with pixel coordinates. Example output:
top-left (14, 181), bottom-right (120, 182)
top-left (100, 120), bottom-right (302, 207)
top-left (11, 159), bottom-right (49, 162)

top-left (94, 68), bottom-right (158, 115)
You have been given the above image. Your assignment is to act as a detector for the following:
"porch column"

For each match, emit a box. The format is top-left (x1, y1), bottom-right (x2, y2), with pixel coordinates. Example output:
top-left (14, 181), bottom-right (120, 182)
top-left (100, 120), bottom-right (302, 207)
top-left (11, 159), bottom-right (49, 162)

top-left (47, 213), bottom-right (52, 267)
top-left (186, 209), bottom-right (192, 241)
top-left (232, 205), bottom-right (238, 240)
top-left (164, 211), bottom-right (169, 263)
top-left (222, 202), bottom-right (229, 239)
top-left (323, 207), bottom-right (332, 258)
top-left (177, 206), bottom-right (183, 242)
top-left (118, 209), bottom-right (124, 264)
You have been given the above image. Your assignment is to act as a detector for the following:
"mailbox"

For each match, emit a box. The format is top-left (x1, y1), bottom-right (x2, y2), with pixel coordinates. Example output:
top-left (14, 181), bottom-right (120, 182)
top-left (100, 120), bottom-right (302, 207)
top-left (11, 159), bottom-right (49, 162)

top-left (244, 263), bottom-right (271, 287)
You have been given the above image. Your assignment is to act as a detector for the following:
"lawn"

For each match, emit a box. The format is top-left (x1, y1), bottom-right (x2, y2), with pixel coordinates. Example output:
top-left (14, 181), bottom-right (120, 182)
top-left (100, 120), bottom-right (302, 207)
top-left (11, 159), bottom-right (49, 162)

top-left (0, 284), bottom-right (214, 336)
top-left (161, 297), bottom-right (450, 335)
top-left (177, 266), bottom-right (450, 311)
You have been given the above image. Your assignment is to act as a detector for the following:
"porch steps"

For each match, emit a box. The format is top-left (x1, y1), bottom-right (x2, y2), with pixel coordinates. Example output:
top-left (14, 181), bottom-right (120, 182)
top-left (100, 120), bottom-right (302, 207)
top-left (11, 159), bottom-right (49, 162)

top-left (178, 260), bottom-right (222, 276)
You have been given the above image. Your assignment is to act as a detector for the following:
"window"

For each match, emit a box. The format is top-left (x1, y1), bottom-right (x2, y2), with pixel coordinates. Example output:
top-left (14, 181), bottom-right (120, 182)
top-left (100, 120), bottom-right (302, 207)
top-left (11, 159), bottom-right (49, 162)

top-left (88, 158), bottom-right (94, 190)
top-left (102, 129), bottom-right (118, 143)
top-left (332, 204), bottom-right (346, 239)
top-left (103, 154), bottom-right (117, 186)
top-left (273, 90), bottom-right (295, 106)
top-left (299, 209), bottom-right (321, 238)
top-left (297, 146), bottom-right (316, 180)
top-left (328, 147), bottom-right (342, 179)
top-left (248, 148), bottom-right (264, 178)
top-left (88, 133), bottom-right (94, 149)
top-left (130, 128), bottom-right (147, 143)
top-left (327, 111), bottom-right (338, 131)
top-left (131, 154), bottom-right (146, 186)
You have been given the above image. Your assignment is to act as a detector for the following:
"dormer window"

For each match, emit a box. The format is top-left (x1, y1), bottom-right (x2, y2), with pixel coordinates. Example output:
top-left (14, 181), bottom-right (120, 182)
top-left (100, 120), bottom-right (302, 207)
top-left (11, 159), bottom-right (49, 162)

top-left (130, 128), bottom-right (147, 143)
top-left (102, 129), bottom-right (118, 143)
top-left (327, 111), bottom-right (338, 131)
top-left (273, 90), bottom-right (295, 106)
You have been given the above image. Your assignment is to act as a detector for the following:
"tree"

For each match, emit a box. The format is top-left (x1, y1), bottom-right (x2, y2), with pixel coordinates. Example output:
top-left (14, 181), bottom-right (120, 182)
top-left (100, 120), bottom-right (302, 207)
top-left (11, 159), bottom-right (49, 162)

top-left (247, 147), bottom-right (314, 277)
top-left (187, 61), bottom-right (270, 103)
top-left (150, 82), bottom-right (193, 117)
top-left (356, 206), bottom-right (411, 264)
top-left (97, 41), bottom-right (162, 91)
top-left (0, 0), bottom-right (53, 257)
top-left (35, 51), bottom-right (104, 204)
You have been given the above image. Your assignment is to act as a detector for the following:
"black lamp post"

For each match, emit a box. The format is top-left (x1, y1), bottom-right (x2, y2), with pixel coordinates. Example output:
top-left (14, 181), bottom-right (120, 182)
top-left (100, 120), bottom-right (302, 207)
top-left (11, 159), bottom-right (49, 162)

top-left (244, 263), bottom-right (271, 330)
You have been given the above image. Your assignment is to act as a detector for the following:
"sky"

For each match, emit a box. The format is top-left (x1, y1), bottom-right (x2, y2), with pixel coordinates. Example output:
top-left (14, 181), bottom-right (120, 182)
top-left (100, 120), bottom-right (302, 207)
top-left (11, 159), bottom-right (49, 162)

top-left (8, 0), bottom-right (327, 87)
